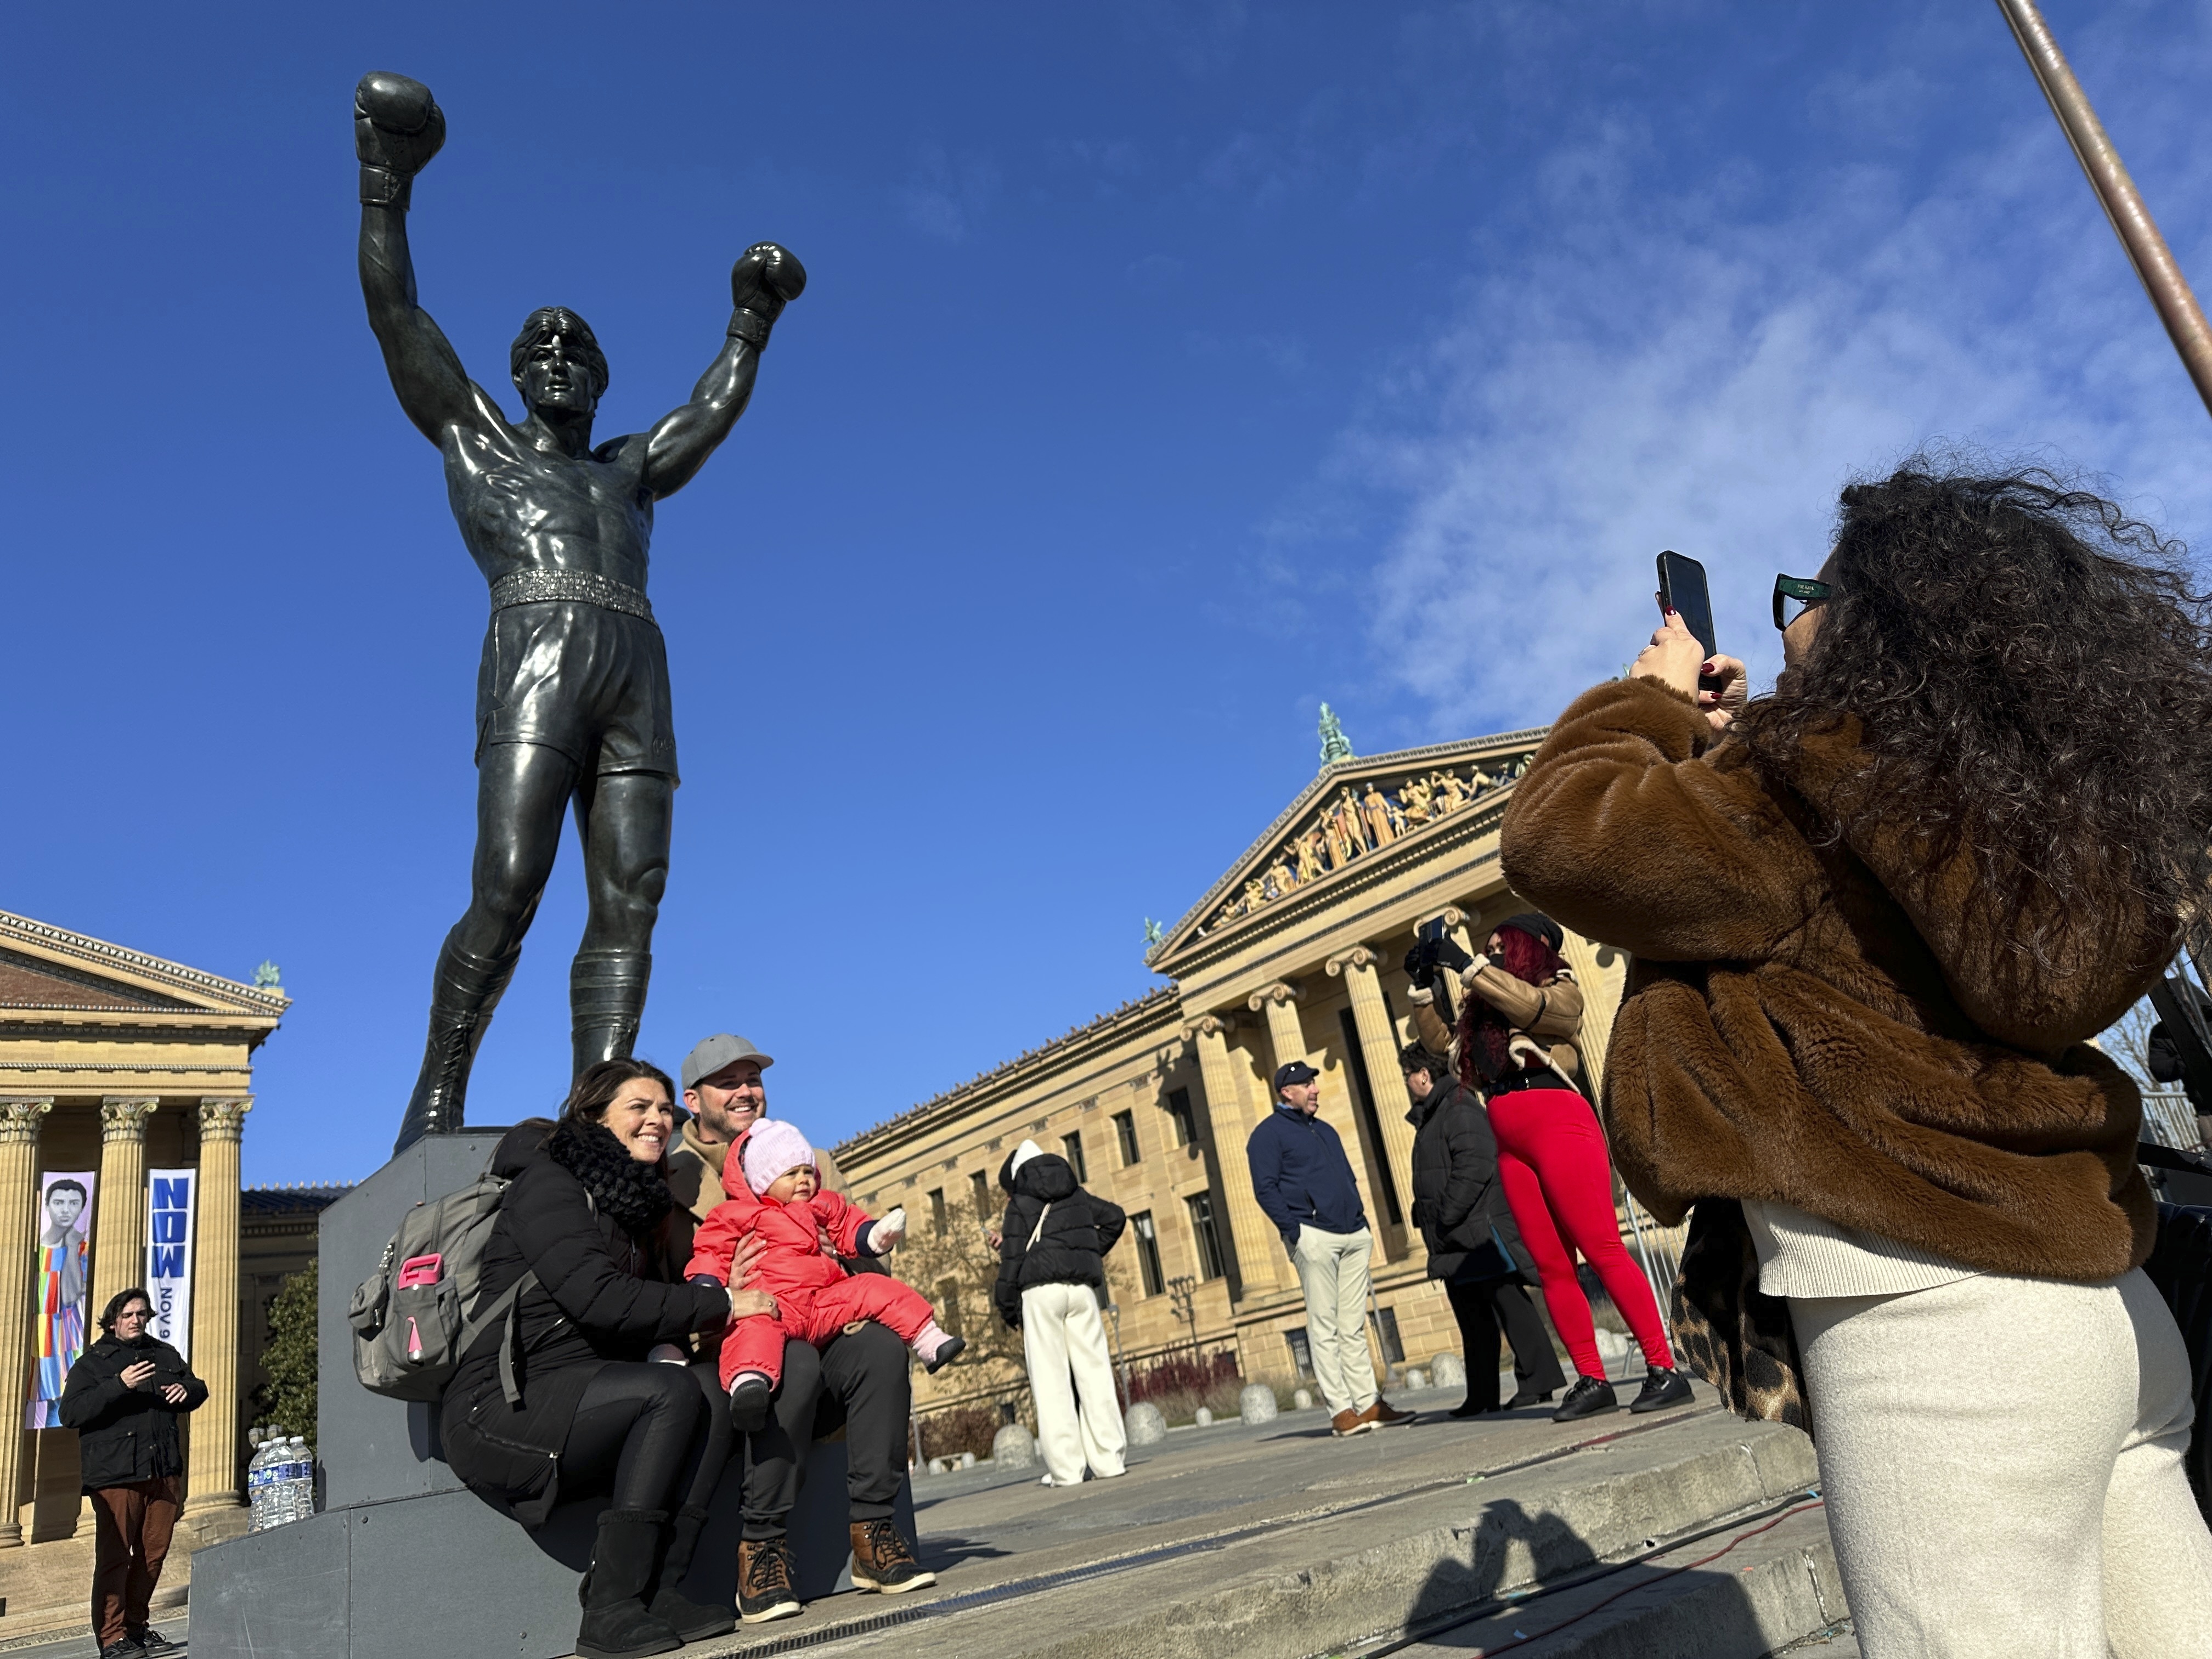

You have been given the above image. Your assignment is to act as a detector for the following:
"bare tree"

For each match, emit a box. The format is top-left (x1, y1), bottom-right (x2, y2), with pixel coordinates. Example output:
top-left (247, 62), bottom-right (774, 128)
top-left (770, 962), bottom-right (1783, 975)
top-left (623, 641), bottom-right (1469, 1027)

top-left (2103, 994), bottom-right (2160, 1092)
top-left (882, 1221), bottom-right (1026, 1389)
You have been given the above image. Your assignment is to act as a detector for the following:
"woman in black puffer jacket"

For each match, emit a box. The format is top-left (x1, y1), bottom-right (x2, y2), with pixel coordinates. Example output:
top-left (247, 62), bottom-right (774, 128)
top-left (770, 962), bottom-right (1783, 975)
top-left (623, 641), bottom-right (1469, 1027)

top-left (441, 1058), bottom-right (763, 1659)
top-left (993, 1141), bottom-right (1127, 1486)
top-left (1400, 1045), bottom-right (1566, 1417)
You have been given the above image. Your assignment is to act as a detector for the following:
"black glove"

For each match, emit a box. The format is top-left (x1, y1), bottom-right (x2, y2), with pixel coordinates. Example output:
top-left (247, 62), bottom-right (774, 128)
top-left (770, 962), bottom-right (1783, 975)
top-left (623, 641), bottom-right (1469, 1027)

top-left (1435, 935), bottom-right (1474, 977)
top-left (727, 243), bottom-right (808, 347)
top-left (354, 72), bottom-right (445, 208)
top-left (1402, 939), bottom-right (1440, 990)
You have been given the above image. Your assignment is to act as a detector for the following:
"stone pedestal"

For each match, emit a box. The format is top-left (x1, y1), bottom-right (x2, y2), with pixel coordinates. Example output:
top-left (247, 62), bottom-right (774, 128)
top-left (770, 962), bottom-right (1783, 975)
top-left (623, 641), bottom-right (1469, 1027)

top-left (189, 1129), bottom-right (913, 1659)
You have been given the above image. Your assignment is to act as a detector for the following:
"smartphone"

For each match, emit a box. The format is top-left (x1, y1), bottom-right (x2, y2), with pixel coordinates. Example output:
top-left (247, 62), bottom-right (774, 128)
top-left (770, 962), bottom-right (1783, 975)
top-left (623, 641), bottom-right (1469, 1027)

top-left (1656, 550), bottom-right (1719, 662)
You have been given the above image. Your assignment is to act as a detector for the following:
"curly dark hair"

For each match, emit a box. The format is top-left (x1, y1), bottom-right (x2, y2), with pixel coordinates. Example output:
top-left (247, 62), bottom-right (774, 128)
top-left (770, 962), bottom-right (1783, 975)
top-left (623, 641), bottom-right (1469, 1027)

top-left (1736, 460), bottom-right (2212, 968)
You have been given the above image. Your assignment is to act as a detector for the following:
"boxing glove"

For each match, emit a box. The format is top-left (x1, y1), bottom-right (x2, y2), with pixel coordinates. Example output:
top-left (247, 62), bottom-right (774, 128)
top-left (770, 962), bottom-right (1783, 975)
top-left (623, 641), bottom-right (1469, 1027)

top-left (355, 72), bottom-right (445, 208)
top-left (727, 242), bottom-right (807, 347)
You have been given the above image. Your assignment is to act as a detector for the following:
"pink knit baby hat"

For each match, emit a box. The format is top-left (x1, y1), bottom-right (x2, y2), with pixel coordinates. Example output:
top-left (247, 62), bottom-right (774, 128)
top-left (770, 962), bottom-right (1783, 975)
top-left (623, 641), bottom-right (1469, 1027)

top-left (739, 1120), bottom-right (816, 1196)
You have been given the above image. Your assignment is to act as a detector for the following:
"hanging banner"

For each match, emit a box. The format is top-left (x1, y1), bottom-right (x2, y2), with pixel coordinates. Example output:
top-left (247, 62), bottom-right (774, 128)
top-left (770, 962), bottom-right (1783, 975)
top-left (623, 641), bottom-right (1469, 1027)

top-left (146, 1169), bottom-right (196, 1361)
top-left (29, 1170), bottom-right (95, 1430)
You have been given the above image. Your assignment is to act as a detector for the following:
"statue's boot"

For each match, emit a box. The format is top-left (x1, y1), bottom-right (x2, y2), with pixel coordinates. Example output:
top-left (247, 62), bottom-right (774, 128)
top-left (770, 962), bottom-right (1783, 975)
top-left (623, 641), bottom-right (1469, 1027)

top-left (572, 950), bottom-right (652, 1076)
top-left (393, 936), bottom-right (523, 1152)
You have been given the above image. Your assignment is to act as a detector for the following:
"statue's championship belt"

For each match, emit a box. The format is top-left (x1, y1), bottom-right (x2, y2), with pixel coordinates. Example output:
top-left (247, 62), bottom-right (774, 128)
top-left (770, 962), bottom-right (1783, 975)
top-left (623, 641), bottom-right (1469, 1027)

top-left (489, 568), bottom-right (657, 626)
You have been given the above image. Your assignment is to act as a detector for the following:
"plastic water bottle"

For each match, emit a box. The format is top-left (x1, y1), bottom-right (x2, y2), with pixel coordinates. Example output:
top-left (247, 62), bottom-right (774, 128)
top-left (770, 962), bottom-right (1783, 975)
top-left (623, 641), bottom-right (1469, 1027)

top-left (278, 1437), bottom-right (314, 1525)
top-left (245, 1434), bottom-right (279, 1531)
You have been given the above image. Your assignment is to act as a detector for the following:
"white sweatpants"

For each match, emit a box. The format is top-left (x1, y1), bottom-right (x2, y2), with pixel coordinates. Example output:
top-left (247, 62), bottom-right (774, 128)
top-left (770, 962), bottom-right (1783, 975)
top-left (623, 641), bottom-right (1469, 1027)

top-left (1020, 1282), bottom-right (1127, 1485)
top-left (1792, 1266), bottom-right (2212, 1657)
top-left (1291, 1225), bottom-right (1379, 1415)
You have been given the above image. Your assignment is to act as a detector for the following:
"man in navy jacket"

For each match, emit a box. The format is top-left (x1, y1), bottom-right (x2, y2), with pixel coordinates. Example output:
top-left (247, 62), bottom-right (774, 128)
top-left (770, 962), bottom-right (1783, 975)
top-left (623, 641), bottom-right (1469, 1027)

top-left (1247, 1062), bottom-right (1415, 1437)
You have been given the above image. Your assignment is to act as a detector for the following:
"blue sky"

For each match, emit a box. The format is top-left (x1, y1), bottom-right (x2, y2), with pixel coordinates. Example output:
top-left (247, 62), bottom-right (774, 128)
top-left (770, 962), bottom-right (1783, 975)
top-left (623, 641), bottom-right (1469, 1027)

top-left (6, 2), bottom-right (2210, 1184)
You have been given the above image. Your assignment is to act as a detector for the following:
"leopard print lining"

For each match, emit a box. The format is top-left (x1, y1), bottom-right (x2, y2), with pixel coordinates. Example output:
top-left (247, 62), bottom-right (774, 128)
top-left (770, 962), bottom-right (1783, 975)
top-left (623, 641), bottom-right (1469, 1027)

top-left (1669, 1198), bottom-right (1812, 1437)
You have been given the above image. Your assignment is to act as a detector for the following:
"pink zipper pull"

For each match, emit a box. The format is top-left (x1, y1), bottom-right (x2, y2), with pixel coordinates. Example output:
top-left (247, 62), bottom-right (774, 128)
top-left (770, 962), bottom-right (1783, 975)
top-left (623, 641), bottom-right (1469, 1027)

top-left (407, 1315), bottom-right (423, 1362)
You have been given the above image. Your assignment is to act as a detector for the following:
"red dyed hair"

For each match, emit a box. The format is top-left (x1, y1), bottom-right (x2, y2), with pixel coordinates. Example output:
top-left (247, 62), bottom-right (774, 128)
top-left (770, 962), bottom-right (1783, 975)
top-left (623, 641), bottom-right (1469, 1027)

top-left (1458, 920), bottom-right (1566, 1087)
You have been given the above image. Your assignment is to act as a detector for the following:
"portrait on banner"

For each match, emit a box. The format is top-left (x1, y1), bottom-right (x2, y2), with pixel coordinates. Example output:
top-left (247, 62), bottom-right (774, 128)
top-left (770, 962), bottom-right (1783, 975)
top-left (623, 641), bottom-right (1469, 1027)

top-left (30, 1169), bottom-right (95, 1429)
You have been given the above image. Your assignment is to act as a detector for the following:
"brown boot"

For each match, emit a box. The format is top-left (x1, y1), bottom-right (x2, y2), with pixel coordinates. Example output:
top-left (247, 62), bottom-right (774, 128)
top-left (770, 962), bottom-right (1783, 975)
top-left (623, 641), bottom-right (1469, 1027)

top-left (735, 1537), bottom-right (802, 1624)
top-left (848, 1519), bottom-right (936, 1594)
top-left (1330, 1407), bottom-right (1374, 1437)
top-left (1360, 1398), bottom-right (1417, 1429)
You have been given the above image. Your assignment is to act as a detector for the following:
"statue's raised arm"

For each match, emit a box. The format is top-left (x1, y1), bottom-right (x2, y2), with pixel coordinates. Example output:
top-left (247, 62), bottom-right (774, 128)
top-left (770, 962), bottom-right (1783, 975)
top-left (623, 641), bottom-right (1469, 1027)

top-left (635, 244), bottom-right (808, 499)
top-left (354, 72), bottom-right (484, 444)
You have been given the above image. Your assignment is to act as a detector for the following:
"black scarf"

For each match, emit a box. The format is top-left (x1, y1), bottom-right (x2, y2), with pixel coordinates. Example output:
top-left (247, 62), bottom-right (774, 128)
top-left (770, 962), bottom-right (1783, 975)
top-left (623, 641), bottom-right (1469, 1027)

top-left (545, 1116), bottom-right (675, 1239)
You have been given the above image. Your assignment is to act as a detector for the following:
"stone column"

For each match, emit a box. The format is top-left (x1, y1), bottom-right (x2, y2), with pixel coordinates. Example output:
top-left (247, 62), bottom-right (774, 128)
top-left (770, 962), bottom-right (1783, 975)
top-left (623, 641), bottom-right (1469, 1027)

top-left (1327, 946), bottom-right (1421, 1200)
top-left (1187, 1017), bottom-right (1284, 1299)
top-left (92, 1098), bottom-right (159, 1317)
top-left (186, 1097), bottom-right (250, 1517)
top-left (1251, 981), bottom-right (1390, 1272)
top-left (1557, 929), bottom-right (1617, 1096)
top-left (0, 1098), bottom-right (54, 1548)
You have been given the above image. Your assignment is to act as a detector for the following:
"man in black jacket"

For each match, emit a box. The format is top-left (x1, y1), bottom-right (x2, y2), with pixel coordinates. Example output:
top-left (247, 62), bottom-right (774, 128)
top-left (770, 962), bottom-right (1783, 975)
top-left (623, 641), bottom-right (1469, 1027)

top-left (994, 1140), bottom-right (1128, 1487)
top-left (60, 1287), bottom-right (207, 1659)
top-left (1401, 1046), bottom-right (1565, 1415)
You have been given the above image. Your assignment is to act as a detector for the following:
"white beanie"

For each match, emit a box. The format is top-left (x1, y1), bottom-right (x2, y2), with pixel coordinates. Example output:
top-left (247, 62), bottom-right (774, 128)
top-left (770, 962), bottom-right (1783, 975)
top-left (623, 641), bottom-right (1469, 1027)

top-left (1008, 1138), bottom-right (1045, 1177)
top-left (738, 1120), bottom-right (816, 1196)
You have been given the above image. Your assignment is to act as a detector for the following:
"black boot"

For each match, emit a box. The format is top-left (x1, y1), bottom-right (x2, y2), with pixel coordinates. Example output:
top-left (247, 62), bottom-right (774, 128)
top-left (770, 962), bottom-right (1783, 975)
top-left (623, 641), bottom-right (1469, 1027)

top-left (1505, 1387), bottom-right (1556, 1409)
top-left (576, 1508), bottom-right (681, 1659)
top-left (1551, 1374), bottom-right (1619, 1423)
top-left (393, 935), bottom-right (521, 1153)
top-left (1628, 1364), bottom-right (1695, 1414)
top-left (572, 950), bottom-right (652, 1075)
top-left (646, 1503), bottom-right (735, 1642)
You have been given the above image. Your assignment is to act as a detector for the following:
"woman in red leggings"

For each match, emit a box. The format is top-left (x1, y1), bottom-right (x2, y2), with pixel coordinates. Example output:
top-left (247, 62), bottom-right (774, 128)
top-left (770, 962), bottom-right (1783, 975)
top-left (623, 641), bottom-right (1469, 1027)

top-left (1459, 915), bottom-right (1692, 1422)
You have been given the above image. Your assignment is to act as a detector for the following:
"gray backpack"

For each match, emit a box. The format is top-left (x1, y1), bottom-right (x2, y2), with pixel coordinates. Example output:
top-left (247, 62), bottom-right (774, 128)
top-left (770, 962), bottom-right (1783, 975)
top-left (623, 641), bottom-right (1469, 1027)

top-left (348, 1168), bottom-right (537, 1405)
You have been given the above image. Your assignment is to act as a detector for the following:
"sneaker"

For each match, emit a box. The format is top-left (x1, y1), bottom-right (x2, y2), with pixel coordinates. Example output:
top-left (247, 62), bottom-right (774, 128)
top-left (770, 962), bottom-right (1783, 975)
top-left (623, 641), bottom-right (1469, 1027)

top-left (98, 1643), bottom-right (142, 1659)
top-left (849, 1519), bottom-right (936, 1594)
top-left (134, 1634), bottom-right (180, 1659)
top-left (729, 1373), bottom-right (774, 1434)
top-left (1329, 1408), bottom-right (1374, 1437)
top-left (1552, 1374), bottom-right (1620, 1423)
top-left (1628, 1364), bottom-right (1695, 1414)
top-left (736, 1536), bottom-right (803, 1624)
top-left (923, 1334), bottom-right (966, 1375)
top-left (1359, 1399), bottom-right (1416, 1429)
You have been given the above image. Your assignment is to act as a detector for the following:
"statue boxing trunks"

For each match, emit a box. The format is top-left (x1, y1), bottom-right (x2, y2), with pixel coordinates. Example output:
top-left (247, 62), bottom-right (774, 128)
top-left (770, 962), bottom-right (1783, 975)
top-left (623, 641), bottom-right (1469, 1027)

top-left (475, 569), bottom-right (679, 781)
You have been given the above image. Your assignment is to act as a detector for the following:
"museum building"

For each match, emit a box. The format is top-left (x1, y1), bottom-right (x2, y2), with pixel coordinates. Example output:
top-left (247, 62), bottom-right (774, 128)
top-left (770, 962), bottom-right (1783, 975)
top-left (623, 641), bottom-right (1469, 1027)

top-left (0, 909), bottom-right (287, 1549)
top-left (835, 725), bottom-right (1637, 1420)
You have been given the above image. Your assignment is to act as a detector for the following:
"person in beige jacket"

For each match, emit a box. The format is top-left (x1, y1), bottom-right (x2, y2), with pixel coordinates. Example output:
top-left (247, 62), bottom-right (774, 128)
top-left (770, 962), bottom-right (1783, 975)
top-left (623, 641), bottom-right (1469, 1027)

top-left (1404, 914), bottom-right (1689, 1423)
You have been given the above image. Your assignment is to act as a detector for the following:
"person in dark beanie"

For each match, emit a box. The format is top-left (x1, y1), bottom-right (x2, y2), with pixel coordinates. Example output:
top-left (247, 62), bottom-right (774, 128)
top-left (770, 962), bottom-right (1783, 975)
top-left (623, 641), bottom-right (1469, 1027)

top-left (994, 1139), bottom-right (1128, 1486)
top-left (60, 1286), bottom-right (205, 1659)
top-left (1400, 1046), bottom-right (1566, 1415)
top-left (1249, 1061), bottom-right (1415, 1437)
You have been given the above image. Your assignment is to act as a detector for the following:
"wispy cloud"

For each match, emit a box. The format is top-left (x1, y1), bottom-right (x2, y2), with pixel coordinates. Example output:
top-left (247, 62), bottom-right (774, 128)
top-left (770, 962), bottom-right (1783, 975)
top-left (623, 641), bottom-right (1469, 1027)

top-left (1345, 31), bottom-right (2212, 739)
top-left (901, 144), bottom-right (1001, 241)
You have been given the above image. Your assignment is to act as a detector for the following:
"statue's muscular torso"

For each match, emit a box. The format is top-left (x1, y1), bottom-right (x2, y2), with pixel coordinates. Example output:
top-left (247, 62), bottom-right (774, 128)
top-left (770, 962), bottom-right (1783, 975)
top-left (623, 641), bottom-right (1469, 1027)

top-left (442, 388), bottom-right (656, 590)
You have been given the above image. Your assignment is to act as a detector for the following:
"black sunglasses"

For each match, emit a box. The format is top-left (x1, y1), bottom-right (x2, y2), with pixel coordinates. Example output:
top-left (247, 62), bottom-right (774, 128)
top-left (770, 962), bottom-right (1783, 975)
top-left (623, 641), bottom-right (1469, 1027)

top-left (1774, 574), bottom-right (1831, 631)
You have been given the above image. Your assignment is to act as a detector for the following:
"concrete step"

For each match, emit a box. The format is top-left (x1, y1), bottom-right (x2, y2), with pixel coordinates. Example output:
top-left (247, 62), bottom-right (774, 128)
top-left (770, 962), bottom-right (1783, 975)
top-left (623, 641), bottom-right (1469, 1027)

top-left (685, 1407), bottom-right (1826, 1659)
top-left (1383, 1501), bottom-right (1842, 1658)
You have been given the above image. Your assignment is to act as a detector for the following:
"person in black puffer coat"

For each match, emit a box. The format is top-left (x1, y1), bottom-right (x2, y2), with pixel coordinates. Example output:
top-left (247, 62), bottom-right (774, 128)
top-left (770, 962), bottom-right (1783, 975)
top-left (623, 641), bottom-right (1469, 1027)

top-left (1401, 1045), bottom-right (1566, 1416)
top-left (61, 1286), bottom-right (206, 1659)
top-left (993, 1140), bottom-right (1127, 1486)
top-left (440, 1058), bottom-right (758, 1659)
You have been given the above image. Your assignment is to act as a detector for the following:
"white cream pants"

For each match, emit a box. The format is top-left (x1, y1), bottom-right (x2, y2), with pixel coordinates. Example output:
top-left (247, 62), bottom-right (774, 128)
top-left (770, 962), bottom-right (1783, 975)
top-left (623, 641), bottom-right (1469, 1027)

top-left (1792, 1266), bottom-right (2212, 1657)
top-left (1020, 1282), bottom-right (1127, 1486)
top-left (1291, 1224), bottom-right (1379, 1415)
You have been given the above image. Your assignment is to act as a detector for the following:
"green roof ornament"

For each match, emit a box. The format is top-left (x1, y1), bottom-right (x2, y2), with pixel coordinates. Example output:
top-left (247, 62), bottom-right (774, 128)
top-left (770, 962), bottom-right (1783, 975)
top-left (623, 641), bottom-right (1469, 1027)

top-left (1318, 703), bottom-right (1355, 767)
top-left (1142, 917), bottom-right (1165, 950)
top-left (253, 960), bottom-right (283, 989)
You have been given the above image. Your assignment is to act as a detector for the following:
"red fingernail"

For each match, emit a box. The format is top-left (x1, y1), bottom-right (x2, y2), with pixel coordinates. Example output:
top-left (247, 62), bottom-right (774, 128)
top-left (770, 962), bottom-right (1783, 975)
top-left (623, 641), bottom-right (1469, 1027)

top-left (1664, 607), bottom-right (1677, 616)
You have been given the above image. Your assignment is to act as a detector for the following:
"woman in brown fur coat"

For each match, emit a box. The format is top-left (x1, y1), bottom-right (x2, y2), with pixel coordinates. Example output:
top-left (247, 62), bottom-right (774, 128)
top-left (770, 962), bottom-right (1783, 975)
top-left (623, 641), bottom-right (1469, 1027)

top-left (1500, 465), bottom-right (2212, 1657)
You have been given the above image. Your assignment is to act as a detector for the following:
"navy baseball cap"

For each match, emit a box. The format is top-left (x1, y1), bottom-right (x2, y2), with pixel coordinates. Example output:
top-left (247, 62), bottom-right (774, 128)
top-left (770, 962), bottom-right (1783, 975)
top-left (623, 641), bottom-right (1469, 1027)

top-left (1274, 1061), bottom-right (1319, 1091)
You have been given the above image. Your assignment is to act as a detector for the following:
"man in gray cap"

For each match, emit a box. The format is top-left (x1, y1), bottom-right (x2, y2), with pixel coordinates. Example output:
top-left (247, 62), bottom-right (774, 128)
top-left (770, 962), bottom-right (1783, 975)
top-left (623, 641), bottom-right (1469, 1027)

top-left (667, 1034), bottom-right (913, 1621)
top-left (668, 1033), bottom-right (851, 1220)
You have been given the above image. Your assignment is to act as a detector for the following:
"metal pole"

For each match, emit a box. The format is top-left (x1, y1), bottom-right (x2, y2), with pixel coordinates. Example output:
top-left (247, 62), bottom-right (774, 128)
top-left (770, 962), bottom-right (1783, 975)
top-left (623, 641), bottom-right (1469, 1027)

top-left (1994, 0), bottom-right (2212, 417)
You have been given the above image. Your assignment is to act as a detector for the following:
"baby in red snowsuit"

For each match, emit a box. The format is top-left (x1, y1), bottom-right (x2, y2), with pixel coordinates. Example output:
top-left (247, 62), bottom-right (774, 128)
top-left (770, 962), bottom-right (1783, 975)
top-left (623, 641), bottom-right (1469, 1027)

top-left (686, 1119), bottom-right (962, 1430)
